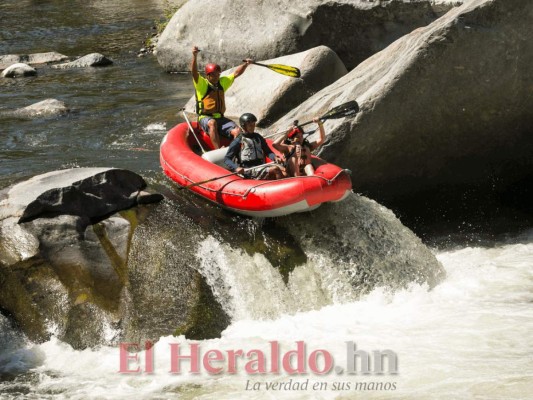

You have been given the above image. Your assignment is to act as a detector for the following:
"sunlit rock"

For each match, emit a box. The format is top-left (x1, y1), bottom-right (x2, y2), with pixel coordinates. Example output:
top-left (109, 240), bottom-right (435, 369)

top-left (157, 0), bottom-right (459, 71)
top-left (273, 0), bottom-right (533, 227)
top-left (0, 52), bottom-right (69, 70)
top-left (279, 193), bottom-right (445, 294)
top-left (1, 63), bottom-right (36, 78)
top-left (53, 53), bottom-right (113, 69)
top-left (5, 99), bottom-right (70, 119)
top-left (0, 168), bottom-right (163, 348)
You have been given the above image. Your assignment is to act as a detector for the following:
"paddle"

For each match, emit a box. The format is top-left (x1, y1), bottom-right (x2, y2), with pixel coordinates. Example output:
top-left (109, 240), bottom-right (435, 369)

top-left (299, 100), bottom-right (360, 127)
top-left (264, 100), bottom-right (360, 139)
top-left (245, 61), bottom-right (301, 78)
top-left (196, 49), bottom-right (300, 78)
top-left (181, 109), bottom-right (207, 154)
top-left (179, 162), bottom-right (275, 190)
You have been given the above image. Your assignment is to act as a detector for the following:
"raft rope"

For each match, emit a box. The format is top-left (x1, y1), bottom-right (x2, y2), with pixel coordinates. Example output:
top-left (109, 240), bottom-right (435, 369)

top-left (163, 157), bottom-right (348, 198)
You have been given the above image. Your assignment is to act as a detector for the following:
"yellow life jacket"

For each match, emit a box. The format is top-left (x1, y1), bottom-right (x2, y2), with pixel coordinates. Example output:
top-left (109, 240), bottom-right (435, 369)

top-left (197, 81), bottom-right (226, 116)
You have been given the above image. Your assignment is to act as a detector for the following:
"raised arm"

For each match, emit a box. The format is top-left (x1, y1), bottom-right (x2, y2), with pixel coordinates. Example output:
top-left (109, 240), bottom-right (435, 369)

top-left (233, 59), bottom-right (254, 78)
top-left (191, 46), bottom-right (200, 83)
top-left (310, 117), bottom-right (326, 150)
top-left (271, 127), bottom-right (292, 153)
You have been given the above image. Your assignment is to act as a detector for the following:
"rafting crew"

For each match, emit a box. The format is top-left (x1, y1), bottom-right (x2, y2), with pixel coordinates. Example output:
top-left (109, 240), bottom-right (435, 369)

top-left (191, 45), bottom-right (253, 149)
top-left (272, 118), bottom-right (326, 177)
top-left (224, 113), bottom-right (285, 180)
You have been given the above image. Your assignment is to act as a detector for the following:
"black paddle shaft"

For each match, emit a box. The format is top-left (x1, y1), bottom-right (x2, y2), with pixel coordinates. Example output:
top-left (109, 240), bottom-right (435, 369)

top-left (299, 100), bottom-right (360, 127)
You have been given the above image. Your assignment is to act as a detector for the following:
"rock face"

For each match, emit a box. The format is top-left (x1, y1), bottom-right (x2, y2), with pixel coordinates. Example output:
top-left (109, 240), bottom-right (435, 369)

top-left (0, 52), bottom-right (69, 70)
top-left (0, 168), bottom-right (152, 224)
top-left (184, 46), bottom-right (347, 125)
top-left (156, 0), bottom-right (456, 72)
top-left (121, 201), bottom-right (231, 344)
top-left (279, 193), bottom-right (445, 294)
top-left (1, 63), bottom-right (36, 78)
top-left (273, 0), bottom-right (533, 229)
top-left (0, 168), bottom-right (165, 348)
top-left (3, 99), bottom-right (70, 119)
top-left (53, 53), bottom-right (113, 69)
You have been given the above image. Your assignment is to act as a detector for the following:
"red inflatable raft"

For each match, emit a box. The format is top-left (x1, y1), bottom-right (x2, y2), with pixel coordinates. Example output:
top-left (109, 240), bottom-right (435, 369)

top-left (160, 122), bottom-right (352, 217)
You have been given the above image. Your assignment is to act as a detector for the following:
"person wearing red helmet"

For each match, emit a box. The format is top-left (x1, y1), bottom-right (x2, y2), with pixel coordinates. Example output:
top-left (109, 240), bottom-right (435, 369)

top-left (272, 117), bottom-right (326, 176)
top-left (191, 45), bottom-right (253, 149)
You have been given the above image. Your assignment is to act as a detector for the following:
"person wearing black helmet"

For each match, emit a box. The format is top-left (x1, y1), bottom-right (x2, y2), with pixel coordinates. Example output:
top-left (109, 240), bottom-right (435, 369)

top-left (224, 113), bottom-right (284, 180)
top-left (191, 45), bottom-right (253, 149)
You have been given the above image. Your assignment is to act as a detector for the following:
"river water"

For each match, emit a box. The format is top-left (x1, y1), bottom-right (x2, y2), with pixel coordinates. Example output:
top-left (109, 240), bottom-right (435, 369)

top-left (1, 1), bottom-right (532, 399)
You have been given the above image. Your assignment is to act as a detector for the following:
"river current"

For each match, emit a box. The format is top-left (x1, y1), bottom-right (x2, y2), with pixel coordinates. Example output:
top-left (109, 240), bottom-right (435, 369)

top-left (1, 1), bottom-right (532, 399)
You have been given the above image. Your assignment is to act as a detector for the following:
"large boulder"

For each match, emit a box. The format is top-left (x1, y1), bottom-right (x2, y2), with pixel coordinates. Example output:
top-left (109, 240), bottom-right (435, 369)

top-left (272, 0), bottom-right (533, 230)
top-left (278, 193), bottom-right (445, 295)
top-left (121, 201), bottom-right (231, 344)
top-left (0, 168), bottom-right (156, 224)
top-left (0, 168), bottom-right (164, 348)
top-left (191, 193), bottom-right (445, 320)
top-left (184, 46), bottom-right (347, 125)
top-left (156, 0), bottom-right (458, 72)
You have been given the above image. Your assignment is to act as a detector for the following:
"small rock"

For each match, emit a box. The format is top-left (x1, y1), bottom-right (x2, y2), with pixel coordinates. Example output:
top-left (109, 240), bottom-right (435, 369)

top-left (1, 63), bottom-right (37, 78)
top-left (53, 53), bottom-right (113, 69)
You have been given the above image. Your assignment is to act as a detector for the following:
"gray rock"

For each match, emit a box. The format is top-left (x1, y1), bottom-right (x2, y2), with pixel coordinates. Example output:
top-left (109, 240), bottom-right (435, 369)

top-left (6, 99), bottom-right (70, 119)
top-left (1, 63), bottom-right (36, 78)
top-left (0, 167), bottom-right (163, 266)
top-left (121, 200), bottom-right (230, 344)
top-left (273, 0), bottom-right (533, 219)
top-left (0, 52), bottom-right (69, 70)
top-left (156, 0), bottom-right (458, 72)
top-left (0, 213), bottom-right (129, 346)
top-left (279, 193), bottom-right (446, 294)
top-left (0, 168), bottom-right (163, 348)
top-left (53, 53), bottom-right (113, 69)
top-left (0, 168), bottom-right (149, 223)
top-left (184, 46), bottom-right (347, 125)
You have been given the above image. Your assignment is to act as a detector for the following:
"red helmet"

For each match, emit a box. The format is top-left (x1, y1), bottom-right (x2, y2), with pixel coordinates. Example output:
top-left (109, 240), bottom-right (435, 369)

top-left (287, 126), bottom-right (303, 139)
top-left (205, 63), bottom-right (221, 74)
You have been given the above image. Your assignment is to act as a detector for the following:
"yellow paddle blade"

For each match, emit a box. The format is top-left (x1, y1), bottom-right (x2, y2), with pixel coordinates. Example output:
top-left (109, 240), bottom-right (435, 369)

top-left (253, 62), bottom-right (301, 78)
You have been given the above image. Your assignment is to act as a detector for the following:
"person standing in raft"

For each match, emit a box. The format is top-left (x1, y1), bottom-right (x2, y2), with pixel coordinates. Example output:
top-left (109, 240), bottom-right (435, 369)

top-left (272, 117), bottom-right (326, 176)
top-left (224, 113), bottom-right (285, 180)
top-left (191, 45), bottom-right (253, 149)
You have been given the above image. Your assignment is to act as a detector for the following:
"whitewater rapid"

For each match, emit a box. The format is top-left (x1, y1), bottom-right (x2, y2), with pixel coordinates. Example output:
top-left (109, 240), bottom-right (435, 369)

top-left (1, 235), bottom-right (532, 399)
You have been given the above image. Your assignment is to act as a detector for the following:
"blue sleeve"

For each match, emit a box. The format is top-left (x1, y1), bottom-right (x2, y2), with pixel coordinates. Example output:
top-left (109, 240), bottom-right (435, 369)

top-left (224, 136), bottom-right (241, 171)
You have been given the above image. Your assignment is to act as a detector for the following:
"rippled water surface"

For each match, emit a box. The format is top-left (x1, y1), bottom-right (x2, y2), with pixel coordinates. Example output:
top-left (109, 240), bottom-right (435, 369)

top-left (1, 0), bottom-right (189, 188)
top-left (1, 2), bottom-right (532, 400)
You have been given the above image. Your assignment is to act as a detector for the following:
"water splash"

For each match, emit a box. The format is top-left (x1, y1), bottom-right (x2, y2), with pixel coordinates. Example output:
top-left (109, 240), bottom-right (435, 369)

top-left (197, 236), bottom-right (357, 321)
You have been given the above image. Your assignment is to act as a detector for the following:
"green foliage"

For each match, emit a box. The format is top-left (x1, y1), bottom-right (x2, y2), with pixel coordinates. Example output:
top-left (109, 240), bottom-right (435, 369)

top-left (155, 0), bottom-right (182, 35)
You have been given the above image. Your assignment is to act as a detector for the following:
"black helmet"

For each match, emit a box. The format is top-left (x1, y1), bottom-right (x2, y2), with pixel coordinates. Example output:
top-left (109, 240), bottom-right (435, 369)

top-left (239, 113), bottom-right (257, 127)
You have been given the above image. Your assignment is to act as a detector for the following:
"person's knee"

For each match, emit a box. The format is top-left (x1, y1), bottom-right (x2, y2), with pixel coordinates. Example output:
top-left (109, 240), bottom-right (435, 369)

top-left (269, 166), bottom-right (283, 179)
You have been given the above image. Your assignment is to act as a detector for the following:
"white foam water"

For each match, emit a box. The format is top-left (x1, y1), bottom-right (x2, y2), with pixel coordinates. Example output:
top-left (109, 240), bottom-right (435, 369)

top-left (1, 238), bottom-right (532, 399)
